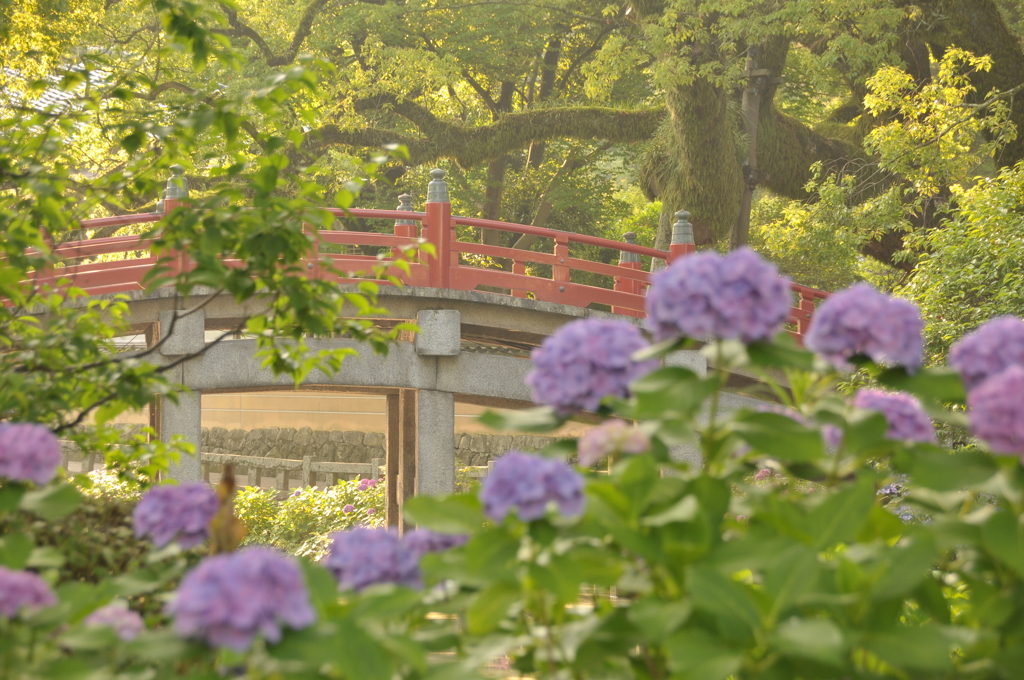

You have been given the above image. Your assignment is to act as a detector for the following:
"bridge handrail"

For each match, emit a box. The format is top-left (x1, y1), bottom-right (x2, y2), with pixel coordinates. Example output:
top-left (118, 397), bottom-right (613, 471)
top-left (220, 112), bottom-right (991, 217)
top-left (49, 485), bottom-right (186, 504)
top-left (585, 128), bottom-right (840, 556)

top-left (28, 169), bottom-right (829, 338)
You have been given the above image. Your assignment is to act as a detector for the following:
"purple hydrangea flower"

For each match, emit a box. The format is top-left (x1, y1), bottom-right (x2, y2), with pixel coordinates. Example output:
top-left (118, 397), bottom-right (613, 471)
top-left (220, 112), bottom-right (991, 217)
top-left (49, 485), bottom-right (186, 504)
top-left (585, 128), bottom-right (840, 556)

top-left (0, 567), bottom-right (56, 618)
top-left (950, 316), bottom-right (1024, 392)
top-left (479, 451), bottom-right (585, 522)
top-left (805, 283), bottom-right (923, 372)
top-left (967, 365), bottom-right (1024, 454)
top-left (821, 424), bottom-right (844, 452)
top-left (0, 423), bottom-right (61, 486)
top-left (403, 529), bottom-right (468, 558)
top-left (84, 602), bottom-right (145, 641)
top-left (133, 483), bottom-right (219, 549)
top-left (645, 247), bottom-right (792, 343)
top-left (366, 508), bottom-right (376, 515)
top-left (852, 389), bottom-right (936, 443)
top-left (526, 319), bottom-right (657, 414)
top-left (577, 420), bottom-right (650, 468)
top-left (167, 547), bottom-right (315, 652)
top-left (754, 468), bottom-right (773, 481)
top-left (324, 528), bottom-right (421, 591)
top-left (342, 504), bottom-right (355, 513)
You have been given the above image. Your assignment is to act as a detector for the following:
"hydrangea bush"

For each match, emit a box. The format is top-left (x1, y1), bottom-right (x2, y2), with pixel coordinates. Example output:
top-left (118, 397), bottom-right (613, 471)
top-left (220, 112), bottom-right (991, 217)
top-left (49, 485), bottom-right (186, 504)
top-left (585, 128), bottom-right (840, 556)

top-left (8, 253), bottom-right (1024, 680)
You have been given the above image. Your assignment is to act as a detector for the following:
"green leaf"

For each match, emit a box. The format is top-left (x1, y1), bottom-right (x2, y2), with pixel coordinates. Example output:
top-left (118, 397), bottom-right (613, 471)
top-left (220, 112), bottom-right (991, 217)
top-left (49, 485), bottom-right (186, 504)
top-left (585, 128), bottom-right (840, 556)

top-left (805, 476), bottom-right (875, 549)
top-left (20, 483), bottom-right (82, 521)
top-left (906, 448), bottom-right (999, 491)
top-left (628, 598), bottom-right (692, 642)
top-left (774, 617), bottom-right (847, 667)
top-left (0, 483), bottom-right (27, 512)
top-left (403, 494), bottom-right (485, 534)
top-left (272, 619), bottom-right (392, 680)
top-left (863, 624), bottom-right (953, 671)
top-left (982, 511), bottom-right (1024, 578)
top-left (746, 338), bottom-right (815, 371)
top-left (688, 566), bottom-right (761, 635)
top-left (872, 534), bottom-right (940, 599)
top-left (732, 411), bottom-right (824, 462)
top-left (0, 533), bottom-right (34, 569)
top-left (876, 366), bottom-right (966, 405)
top-left (664, 628), bottom-right (743, 680)
top-left (26, 546), bottom-right (65, 569)
top-left (478, 407), bottom-right (565, 433)
top-left (299, 559), bottom-right (339, 609)
top-left (642, 495), bottom-right (698, 527)
top-left (467, 582), bottom-right (521, 634)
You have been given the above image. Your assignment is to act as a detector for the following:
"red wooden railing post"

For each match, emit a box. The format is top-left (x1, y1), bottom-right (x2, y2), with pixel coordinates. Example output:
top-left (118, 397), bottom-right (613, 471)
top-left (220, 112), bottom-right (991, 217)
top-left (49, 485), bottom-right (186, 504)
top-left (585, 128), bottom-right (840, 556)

top-left (424, 169), bottom-right (452, 289)
top-left (511, 260), bottom-right (528, 298)
top-left (613, 231), bottom-right (643, 317)
top-left (667, 210), bottom-right (695, 262)
top-left (302, 222), bottom-right (321, 280)
top-left (553, 233), bottom-right (570, 295)
top-left (796, 291), bottom-right (815, 337)
top-left (161, 165), bottom-right (191, 278)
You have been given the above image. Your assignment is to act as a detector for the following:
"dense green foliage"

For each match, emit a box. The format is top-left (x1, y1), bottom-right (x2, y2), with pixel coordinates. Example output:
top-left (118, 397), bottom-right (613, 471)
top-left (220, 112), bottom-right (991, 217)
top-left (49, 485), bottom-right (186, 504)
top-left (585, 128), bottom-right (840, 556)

top-left (236, 480), bottom-right (385, 558)
top-left (905, 164), bottom-right (1024, 361)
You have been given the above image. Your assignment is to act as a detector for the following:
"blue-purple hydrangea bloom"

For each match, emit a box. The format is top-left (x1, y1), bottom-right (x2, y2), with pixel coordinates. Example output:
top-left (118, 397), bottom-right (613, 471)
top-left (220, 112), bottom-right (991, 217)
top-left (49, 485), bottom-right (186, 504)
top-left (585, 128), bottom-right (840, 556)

top-left (853, 389), bottom-right (936, 443)
top-left (479, 451), bottom-right (585, 522)
top-left (577, 420), bottom-right (649, 468)
top-left (950, 316), bottom-right (1024, 392)
top-left (167, 547), bottom-right (315, 652)
top-left (84, 602), bottom-right (145, 641)
top-left (0, 423), bottom-right (61, 486)
top-left (967, 365), bottom-right (1024, 455)
top-left (645, 247), bottom-right (792, 343)
top-left (0, 567), bottom-right (56, 618)
top-left (805, 283), bottom-right (923, 372)
top-left (403, 529), bottom-right (469, 558)
top-left (526, 319), bottom-right (657, 414)
top-left (324, 528), bottom-right (422, 591)
top-left (133, 483), bottom-right (219, 549)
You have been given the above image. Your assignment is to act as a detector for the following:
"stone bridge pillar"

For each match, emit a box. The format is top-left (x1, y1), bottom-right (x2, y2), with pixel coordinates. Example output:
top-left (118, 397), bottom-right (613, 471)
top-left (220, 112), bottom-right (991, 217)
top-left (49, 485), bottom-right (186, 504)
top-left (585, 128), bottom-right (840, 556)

top-left (157, 309), bottom-right (205, 482)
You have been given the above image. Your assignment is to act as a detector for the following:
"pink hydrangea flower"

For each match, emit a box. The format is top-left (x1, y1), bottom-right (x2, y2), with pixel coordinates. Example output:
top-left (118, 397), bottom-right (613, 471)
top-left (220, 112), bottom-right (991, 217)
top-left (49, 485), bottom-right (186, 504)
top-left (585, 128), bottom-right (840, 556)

top-left (167, 547), bottom-right (315, 652)
top-left (0, 567), bottom-right (56, 618)
top-left (805, 283), bottom-right (923, 372)
top-left (577, 420), bottom-right (649, 467)
top-left (526, 319), bottom-right (657, 414)
top-left (133, 483), bottom-right (219, 549)
top-left (0, 423), bottom-right (61, 485)
top-left (645, 247), bottom-right (791, 343)
top-left (950, 316), bottom-right (1024, 392)
top-left (325, 528), bottom-right (421, 591)
top-left (968, 365), bottom-right (1024, 454)
top-left (480, 451), bottom-right (584, 522)
top-left (853, 389), bottom-right (936, 443)
top-left (84, 602), bottom-right (145, 641)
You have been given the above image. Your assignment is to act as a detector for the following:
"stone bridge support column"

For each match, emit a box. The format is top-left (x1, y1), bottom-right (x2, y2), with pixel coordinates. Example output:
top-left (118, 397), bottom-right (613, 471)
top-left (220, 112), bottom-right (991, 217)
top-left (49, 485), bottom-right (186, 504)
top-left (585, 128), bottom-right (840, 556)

top-left (157, 309), bottom-right (205, 482)
top-left (416, 390), bottom-right (455, 496)
top-left (666, 349), bottom-right (707, 469)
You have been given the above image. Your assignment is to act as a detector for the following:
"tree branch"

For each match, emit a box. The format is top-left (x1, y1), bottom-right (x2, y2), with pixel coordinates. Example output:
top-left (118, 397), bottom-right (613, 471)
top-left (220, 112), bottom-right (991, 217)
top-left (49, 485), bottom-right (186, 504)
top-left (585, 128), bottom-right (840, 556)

top-left (309, 105), bottom-right (665, 167)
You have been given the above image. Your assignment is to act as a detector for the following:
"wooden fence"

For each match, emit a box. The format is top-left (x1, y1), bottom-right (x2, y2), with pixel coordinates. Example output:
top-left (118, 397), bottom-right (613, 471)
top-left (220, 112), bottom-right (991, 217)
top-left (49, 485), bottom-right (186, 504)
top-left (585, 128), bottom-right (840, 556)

top-left (201, 452), bottom-right (382, 491)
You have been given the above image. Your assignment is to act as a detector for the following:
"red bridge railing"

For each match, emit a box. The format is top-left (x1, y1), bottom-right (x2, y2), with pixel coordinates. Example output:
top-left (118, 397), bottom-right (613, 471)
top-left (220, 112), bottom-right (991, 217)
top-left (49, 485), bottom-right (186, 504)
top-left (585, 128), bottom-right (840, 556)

top-left (29, 168), bottom-right (829, 339)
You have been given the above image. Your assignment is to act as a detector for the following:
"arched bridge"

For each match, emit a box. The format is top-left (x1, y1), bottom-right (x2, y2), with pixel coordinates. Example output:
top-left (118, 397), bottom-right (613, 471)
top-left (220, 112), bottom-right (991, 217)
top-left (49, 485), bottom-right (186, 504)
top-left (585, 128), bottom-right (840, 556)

top-left (40, 168), bottom-right (829, 524)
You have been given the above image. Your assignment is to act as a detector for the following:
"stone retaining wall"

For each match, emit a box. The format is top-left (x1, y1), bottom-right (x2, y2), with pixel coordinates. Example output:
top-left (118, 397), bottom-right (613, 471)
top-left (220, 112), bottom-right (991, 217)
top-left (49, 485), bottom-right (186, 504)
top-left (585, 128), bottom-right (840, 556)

top-left (200, 427), bottom-right (557, 467)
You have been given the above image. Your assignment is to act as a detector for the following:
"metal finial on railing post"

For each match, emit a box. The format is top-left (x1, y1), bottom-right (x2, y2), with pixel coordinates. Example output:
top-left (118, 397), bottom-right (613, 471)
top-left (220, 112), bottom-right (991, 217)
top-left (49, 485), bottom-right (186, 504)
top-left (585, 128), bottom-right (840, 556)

top-left (424, 169), bottom-right (452, 288)
top-left (619, 231), bottom-right (640, 265)
top-left (394, 193), bottom-right (416, 238)
top-left (426, 168), bottom-right (449, 204)
top-left (165, 165), bottom-right (189, 200)
top-left (669, 210), bottom-right (695, 260)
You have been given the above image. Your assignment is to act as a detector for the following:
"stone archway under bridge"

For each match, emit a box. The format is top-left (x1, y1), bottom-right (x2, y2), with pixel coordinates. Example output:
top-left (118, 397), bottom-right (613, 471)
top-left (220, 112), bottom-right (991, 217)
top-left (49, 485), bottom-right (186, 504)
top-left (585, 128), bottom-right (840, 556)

top-left (96, 285), bottom-right (769, 528)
